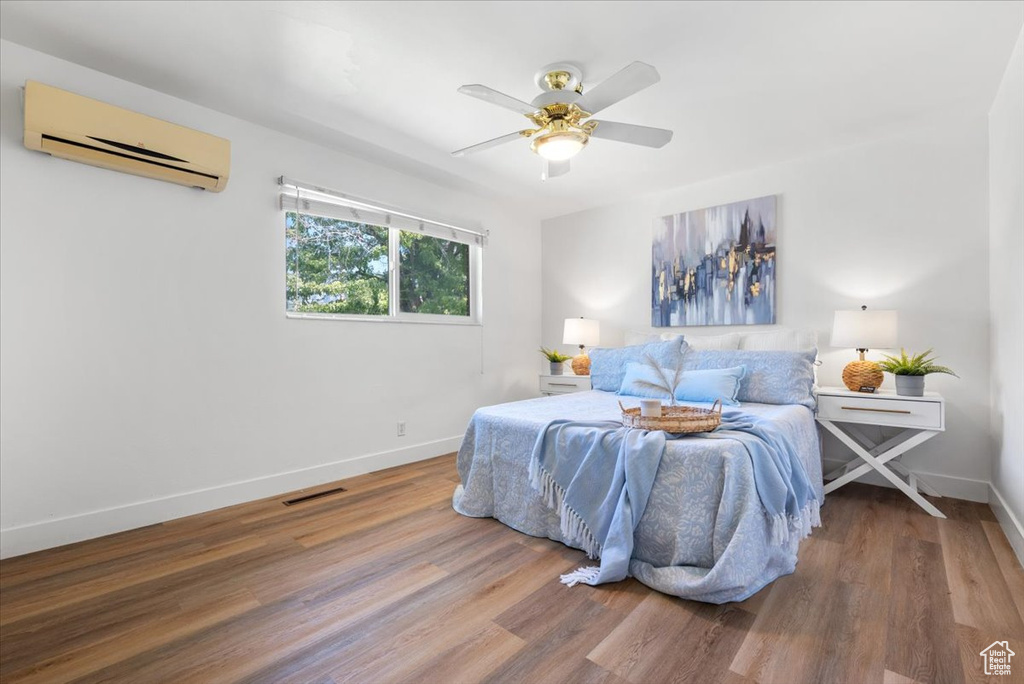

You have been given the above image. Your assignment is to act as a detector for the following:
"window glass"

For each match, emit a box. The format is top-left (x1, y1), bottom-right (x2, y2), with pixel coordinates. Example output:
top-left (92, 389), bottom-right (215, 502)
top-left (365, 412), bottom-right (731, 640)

top-left (285, 211), bottom-right (388, 315)
top-left (398, 232), bottom-right (470, 316)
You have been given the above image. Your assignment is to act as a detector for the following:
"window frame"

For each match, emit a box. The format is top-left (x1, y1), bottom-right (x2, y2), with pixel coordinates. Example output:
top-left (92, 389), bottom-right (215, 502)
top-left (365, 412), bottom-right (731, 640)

top-left (283, 205), bottom-right (483, 326)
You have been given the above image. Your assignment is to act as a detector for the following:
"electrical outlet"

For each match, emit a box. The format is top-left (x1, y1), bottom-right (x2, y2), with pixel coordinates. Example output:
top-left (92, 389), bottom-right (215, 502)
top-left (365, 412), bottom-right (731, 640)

top-left (397, 421), bottom-right (406, 437)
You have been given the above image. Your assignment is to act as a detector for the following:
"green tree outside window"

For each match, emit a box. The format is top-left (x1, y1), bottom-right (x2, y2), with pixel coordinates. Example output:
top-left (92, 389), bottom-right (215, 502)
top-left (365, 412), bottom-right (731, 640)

top-left (399, 232), bottom-right (470, 316)
top-left (285, 212), bottom-right (389, 315)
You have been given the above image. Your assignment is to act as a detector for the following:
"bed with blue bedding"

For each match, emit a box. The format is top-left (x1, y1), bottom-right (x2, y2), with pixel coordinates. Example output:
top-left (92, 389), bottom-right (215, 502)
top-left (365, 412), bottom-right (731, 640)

top-left (452, 340), bottom-right (824, 604)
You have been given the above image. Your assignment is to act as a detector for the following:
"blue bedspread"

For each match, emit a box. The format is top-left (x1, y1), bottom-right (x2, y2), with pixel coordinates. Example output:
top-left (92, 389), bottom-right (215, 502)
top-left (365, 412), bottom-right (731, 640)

top-left (452, 390), bottom-right (824, 604)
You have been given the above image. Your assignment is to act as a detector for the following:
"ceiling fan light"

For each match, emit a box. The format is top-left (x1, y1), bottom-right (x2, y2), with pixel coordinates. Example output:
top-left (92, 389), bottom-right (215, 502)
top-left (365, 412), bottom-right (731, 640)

top-left (531, 130), bottom-right (588, 161)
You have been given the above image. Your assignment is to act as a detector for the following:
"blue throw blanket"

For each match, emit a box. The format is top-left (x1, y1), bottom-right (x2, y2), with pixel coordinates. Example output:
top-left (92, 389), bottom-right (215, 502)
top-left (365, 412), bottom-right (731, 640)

top-left (529, 410), bottom-right (820, 587)
top-left (709, 410), bottom-right (822, 545)
top-left (529, 420), bottom-right (669, 586)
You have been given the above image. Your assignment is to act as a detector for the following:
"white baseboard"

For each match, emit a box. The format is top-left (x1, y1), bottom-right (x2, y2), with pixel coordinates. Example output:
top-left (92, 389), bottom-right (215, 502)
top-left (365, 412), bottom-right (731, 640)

top-left (989, 484), bottom-right (1024, 569)
top-left (821, 458), bottom-right (990, 503)
top-left (0, 436), bottom-right (462, 559)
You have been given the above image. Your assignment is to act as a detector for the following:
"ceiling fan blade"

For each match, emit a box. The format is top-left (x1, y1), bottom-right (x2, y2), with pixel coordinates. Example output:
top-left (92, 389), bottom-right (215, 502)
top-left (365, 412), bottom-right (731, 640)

top-left (575, 62), bottom-right (660, 115)
top-left (542, 159), bottom-right (570, 181)
top-left (451, 130), bottom-right (532, 157)
top-left (589, 120), bottom-right (673, 148)
top-left (457, 84), bottom-right (539, 116)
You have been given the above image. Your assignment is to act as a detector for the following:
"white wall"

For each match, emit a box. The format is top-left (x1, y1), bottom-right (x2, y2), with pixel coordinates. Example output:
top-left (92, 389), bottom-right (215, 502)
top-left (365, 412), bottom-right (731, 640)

top-left (0, 41), bottom-right (542, 558)
top-left (542, 115), bottom-right (991, 500)
top-left (988, 28), bottom-right (1024, 564)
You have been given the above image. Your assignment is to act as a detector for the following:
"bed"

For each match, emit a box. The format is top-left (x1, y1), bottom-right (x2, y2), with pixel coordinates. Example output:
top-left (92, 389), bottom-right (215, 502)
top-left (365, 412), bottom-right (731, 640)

top-left (452, 340), bottom-right (824, 604)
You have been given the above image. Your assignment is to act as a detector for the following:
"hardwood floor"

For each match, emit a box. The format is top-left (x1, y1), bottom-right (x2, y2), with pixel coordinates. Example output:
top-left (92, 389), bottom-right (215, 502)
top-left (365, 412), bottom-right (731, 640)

top-left (1, 454), bottom-right (1022, 684)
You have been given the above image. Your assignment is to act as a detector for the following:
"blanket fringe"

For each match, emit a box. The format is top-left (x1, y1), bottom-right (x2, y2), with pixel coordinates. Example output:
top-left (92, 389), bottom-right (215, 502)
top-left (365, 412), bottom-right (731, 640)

top-left (530, 458), bottom-right (603, 560)
top-left (560, 566), bottom-right (601, 587)
top-left (769, 499), bottom-right (822, 547)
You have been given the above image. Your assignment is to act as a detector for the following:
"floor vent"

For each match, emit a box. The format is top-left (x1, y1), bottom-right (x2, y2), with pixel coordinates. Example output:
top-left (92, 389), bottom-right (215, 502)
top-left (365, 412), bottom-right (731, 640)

top-left (282, 486), bottom-right (347, 506)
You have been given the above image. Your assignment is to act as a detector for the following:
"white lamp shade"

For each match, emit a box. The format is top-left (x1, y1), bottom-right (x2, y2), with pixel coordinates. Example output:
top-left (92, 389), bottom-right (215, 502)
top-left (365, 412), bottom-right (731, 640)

top-left (563, 318), bottom-right (600, 347)
top-left (831, 309), bottom-right (898, 349)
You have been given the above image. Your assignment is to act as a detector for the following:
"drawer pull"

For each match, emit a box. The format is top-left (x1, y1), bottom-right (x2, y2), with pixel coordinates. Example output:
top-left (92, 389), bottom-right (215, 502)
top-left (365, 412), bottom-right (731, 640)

top-left (548, 382), bottom-right (579, 387)
top-left (840, 405), bottom-right (911, 414)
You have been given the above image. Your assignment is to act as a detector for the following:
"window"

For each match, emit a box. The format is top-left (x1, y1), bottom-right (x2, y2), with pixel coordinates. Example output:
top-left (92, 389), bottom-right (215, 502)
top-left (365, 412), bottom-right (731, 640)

top-left (280, 179), bottom-right (483, 323)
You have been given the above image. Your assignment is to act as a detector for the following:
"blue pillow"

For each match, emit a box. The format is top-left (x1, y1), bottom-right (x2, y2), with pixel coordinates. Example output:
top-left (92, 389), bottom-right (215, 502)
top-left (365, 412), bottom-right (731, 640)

top-left (682, 349), bottom-right (817, 408)
top-left (618, 363), bottom-right (745, 405)
top-left (589, 339), bottom-right (685, 392)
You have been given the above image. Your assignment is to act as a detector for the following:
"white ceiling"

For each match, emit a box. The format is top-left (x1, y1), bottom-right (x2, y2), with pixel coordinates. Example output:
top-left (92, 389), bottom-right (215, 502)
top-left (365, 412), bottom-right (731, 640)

top-left (2, 1), bottom-right (1022, 218)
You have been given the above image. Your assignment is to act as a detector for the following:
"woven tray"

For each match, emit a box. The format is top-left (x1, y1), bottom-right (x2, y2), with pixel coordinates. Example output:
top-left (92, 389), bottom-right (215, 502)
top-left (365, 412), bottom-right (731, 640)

top-left (619, 399), bottom-right (722, 434)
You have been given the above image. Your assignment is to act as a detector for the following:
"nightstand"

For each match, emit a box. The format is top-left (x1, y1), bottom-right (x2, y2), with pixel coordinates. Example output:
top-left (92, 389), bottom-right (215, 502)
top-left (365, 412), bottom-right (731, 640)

top-left (540, 374), bottom-right (591, 396)
top-left (816, 386), bottom-right (946, 518)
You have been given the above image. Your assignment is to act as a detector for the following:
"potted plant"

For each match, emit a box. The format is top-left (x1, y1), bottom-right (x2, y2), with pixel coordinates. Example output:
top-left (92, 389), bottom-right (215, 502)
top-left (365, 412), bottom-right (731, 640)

top-left (877, 348), bottom-right (958, 397)
top-left (539, 347), bottom-right (573, 375)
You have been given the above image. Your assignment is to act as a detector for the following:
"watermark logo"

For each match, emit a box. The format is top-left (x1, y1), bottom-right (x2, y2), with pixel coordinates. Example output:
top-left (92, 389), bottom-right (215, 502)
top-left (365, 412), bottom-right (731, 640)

top-left (980, 641), bottom-right (1015, 676)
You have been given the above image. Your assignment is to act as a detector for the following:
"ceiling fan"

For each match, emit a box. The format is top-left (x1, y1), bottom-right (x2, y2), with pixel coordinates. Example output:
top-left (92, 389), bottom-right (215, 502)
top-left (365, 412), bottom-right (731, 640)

top-left (451, 61), bottom-right (673, 180)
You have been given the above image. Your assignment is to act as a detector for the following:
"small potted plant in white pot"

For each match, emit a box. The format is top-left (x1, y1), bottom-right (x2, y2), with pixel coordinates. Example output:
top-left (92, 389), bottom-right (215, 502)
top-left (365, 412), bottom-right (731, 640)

top-left (877, 348), bottom-right (958, 396)
top-left (539, 347), bottom-right (573, 375)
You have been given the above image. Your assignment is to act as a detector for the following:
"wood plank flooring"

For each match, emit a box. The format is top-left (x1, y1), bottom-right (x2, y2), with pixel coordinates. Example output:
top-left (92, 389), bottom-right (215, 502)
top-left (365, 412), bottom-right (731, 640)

top-left (1, 454), bottom-right (1022, 684)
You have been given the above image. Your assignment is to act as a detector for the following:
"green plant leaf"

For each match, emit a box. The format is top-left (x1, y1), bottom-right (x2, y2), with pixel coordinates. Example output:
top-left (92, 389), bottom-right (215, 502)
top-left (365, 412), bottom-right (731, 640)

top-left (876, 348), bottom-right (958, 378)
top-left (539, 346), bottom-right (572, 363)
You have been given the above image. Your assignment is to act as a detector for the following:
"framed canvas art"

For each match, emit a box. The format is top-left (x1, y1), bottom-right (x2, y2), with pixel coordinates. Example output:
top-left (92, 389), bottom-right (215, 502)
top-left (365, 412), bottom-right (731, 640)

top-left (652, 195), bottom-right (777, 327)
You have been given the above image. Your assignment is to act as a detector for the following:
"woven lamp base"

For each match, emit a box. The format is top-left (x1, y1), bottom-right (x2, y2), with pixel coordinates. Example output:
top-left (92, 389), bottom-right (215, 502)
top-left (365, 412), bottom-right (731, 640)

top-left (842, 360), bottom-right (883, 392)
top-left (571, 354), bottom-right (591, 376)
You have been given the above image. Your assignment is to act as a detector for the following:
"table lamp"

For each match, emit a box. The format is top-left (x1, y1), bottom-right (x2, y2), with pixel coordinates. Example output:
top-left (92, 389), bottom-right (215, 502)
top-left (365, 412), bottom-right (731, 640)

top-left (562, 317), bottom-right (600, 376)
top-left (831, 306), bottom-right (898, 392)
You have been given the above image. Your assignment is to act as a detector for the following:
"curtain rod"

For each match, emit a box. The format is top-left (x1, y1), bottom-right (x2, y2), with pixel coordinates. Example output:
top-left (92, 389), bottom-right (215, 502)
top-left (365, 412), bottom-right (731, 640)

top-left (278, 176), bottom-right (488, 241)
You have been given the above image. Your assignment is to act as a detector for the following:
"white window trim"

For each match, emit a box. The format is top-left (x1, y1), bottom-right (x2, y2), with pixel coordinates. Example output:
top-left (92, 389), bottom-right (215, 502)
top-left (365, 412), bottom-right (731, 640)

top-left (284, 311), bottom-right (481, 326)
top-left (281, 178), bottom-right (483, 325)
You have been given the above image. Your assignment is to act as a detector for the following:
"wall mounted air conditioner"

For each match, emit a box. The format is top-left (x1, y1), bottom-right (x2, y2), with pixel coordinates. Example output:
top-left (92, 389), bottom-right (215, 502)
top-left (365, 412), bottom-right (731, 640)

top-left (23, 81), bottom-right (230, 192)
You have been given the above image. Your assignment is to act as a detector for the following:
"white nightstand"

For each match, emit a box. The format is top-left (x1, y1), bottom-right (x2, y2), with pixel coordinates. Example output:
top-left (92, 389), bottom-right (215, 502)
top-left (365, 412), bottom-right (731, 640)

top-left (540, 374), bottom-right (591, 396)
top-left (816, 386), bottom-right (946, 518)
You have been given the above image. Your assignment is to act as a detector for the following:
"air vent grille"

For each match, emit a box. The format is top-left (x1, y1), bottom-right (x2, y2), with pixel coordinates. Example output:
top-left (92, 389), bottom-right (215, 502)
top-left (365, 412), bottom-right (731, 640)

top-left (282, 486), bottom-right (348, 506)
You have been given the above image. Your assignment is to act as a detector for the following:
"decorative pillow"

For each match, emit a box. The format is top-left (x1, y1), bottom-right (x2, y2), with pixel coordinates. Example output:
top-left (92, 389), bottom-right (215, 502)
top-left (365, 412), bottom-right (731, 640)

top-left (618, 362), bottom-right (745, 406)
top-left (684, 333), bottom-right (742, 350)
top-left (682, 349), bottom-right (817, 408)
top-left (589, 339), bottom-right (685, 392)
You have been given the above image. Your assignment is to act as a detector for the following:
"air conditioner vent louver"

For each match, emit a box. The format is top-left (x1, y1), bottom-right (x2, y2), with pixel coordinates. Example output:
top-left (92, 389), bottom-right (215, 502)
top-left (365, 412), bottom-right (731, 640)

top-left (41, 135), bottom-right (220, 181)
top-left (86, 136), bottom-right (189, 162)
top-left (24, 81), bottom-right (230, 192)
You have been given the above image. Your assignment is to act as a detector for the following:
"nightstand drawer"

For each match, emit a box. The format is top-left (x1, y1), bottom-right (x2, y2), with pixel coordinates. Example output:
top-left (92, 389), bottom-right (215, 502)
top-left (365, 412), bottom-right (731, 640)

top-left (817, 394), bottom-right (943, 430)
top-left (540, 375), bottom-right (591, 395)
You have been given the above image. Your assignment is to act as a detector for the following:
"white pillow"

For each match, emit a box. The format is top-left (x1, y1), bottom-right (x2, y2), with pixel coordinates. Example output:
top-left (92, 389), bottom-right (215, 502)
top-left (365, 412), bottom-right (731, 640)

top-left (623, 328), bottom-right (817, 352)
top-left (738, 328), bottom-right (817, 351)
top-left (624, 330), bottom-right (654, 347)
top-left (623, 331), bottom-right (684, 347)
top-left (684, 332), bottom-right (741, 350)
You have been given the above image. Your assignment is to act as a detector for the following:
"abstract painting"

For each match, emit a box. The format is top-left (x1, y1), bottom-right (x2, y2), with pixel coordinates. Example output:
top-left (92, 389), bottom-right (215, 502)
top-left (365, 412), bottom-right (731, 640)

top-left (652, 195), bottom-right (777, 327)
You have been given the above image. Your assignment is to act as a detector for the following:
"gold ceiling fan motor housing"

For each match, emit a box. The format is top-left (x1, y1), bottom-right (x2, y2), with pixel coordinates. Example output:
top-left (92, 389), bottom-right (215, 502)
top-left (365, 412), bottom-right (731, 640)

top-left (527, 66), bottom-right (597, 160)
